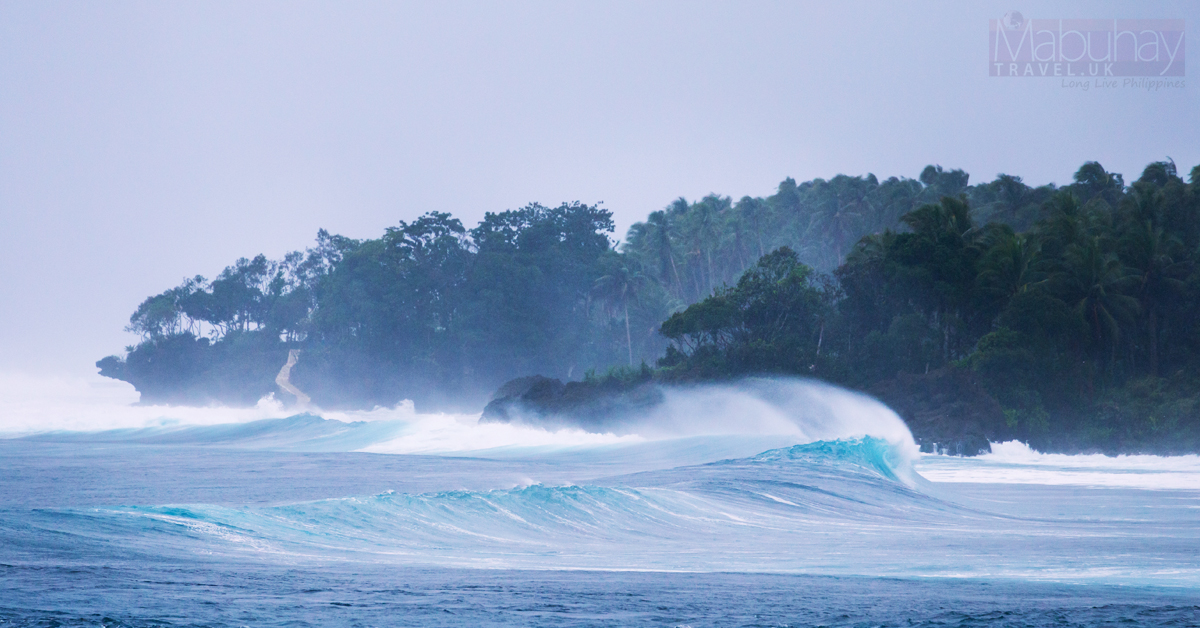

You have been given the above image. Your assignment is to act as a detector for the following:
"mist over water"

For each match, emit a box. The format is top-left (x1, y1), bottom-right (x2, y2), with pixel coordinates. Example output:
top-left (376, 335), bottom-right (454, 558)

top-left (2, 372), bottom-right (1198, 625)
top-left (0, 372), bottom-right (915, 460)
top-left (0, 371), bottom-right (295, 434)
top-left (4, 1), bottom-right (1198, 622)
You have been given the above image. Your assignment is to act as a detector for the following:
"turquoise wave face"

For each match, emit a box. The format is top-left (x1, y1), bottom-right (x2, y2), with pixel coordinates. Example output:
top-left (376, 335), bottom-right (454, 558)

top-left (6, 436), bottom-right (1191, 587)
top-left (4, 378), bottom-right (1200, 593)
top-left (16, 438), bottom-right (931, 570)
top-left (748, 436), bottom-right (912, 482)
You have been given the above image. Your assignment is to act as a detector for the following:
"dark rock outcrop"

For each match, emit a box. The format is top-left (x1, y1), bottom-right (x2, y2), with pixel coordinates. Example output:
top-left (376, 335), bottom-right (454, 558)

top-left (869, 368), bottom-right (1008, 455)
top-left (482, 375), bottom-right (663, 433)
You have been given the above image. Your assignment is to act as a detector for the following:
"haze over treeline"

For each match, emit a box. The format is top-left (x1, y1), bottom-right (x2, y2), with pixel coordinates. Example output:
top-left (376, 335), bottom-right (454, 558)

top-left (3, 3), bottom-right (1197, 375)
top-left (99, 158), bottom-right (1200, 452)
top-left (96, 163), bottom-right (1010, 408)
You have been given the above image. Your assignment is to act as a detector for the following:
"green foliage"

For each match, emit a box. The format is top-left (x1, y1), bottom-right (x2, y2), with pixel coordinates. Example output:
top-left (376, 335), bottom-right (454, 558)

top-left (582, 362), bottom-right (654, 387)
top-left (652, 159), bottom-right (1200, 452)
top-left (98, 330), bottom-right (287, 406)
top-left (659, 247), bottom-right (835, 378)
top-left (103, 203), bottom-right (631, 409)
top-left (100, 159), bottom-right (1200, 452)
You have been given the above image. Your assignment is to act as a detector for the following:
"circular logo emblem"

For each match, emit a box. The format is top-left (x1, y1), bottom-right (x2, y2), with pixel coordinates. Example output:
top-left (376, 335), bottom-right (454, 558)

top-left (1002, 11), bottom-right (1025, 30)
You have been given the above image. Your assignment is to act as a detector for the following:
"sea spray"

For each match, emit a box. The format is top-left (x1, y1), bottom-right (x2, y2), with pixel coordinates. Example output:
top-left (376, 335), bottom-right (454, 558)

top-left (917, 439), bottom-right (1200, 489)
top-left (1, 373), bottom-right (917, 465)
top-left (3, 372), bottom-right (1200, 591)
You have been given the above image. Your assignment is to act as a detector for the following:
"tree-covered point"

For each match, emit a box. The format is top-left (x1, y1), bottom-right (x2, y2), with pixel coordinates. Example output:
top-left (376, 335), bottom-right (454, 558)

top-left (99, 160), bottom-right (1200, 452)
top-left (100, 202), bottom-right (638, 409)
top-left (650, 160), bottom-right (1200, 453)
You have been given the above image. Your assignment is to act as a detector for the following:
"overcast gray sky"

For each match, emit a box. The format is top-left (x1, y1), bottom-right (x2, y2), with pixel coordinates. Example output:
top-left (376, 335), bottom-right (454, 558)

top-left (1, 0), bottom-right (1197, 374)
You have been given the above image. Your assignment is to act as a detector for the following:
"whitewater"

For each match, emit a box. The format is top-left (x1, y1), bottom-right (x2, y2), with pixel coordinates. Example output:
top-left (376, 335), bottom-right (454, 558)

top-left (1, 373), bottom-right (1197, 626)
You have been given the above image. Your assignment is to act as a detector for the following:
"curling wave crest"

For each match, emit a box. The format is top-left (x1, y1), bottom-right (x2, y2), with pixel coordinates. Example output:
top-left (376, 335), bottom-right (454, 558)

top-left (5, 374), bottom-right (1200, 586)
top-left (31, 438), bottom-right (940, 572)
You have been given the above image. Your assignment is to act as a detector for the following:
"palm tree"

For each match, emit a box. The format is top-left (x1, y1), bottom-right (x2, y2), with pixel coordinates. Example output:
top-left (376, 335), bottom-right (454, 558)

top-left (897, 196), bottom-right (980, 361)
top-left (804, 175), bottom-right (874, 269)
top-left (901, 195), bottom-right (974, 241)
top-left (1072, 161), bottom-right (1124, 206)
top-left (976, 225), bottom-right (1040, 310)
top-left (1123, 220), bottom-right (1188, 376)
top-left (1036, 191), bottom-right (1088, 256)
top-left (644, 210), bottom-right (683, 298)
top-left (1054, 237), bottom-right (1139, 371)
top-left (734, 196), bottom-right (772, 259)
top-left (693, 196), bottom-right (726, 294)
top-left (1119, 185), bottom-right (1192, 376)
top-left (594, 263), bottom-right (649, 365)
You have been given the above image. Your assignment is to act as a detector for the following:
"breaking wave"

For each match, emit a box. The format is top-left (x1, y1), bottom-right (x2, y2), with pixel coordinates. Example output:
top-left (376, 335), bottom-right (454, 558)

top-left (6, 373), bottom-right (1200, 585)
top-left (4, 374), bottom-right (915, 464)
top-left (25, 438), bottom-right (942, 572)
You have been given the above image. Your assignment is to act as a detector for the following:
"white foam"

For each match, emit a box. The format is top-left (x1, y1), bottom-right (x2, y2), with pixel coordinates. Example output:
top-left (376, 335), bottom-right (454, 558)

top-left (0, 371), bottom-right (641, 452)
top-left (917, 440), bottom-right (1200, 490)
top-left (642, 379), bottom-right (920, 468)
top-left (0, 371), bottom-right (298, 434)
top-left (358, 412), bottom-right (642, 455)
top-left (986, 440), bottom-right (1200, 470)
top-left (0, 373), bottom-right (918, 466)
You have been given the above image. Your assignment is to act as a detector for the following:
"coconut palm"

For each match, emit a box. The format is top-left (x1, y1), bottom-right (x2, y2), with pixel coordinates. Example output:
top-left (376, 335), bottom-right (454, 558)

top-left (803, 175), bottom-right (875, 269)
top-left (594, 262), bottom-right (650, 365)
top-left (901, 195), bottom-right (975, 241)
top-left (1119, 184), bottom-right (1192, 376)
top-left (644, 209), bottom-right (683, 297)
top-left (1054, 237), bottom-right (1139, 369)
top-left (976, 225), bottom-right (1040, 310)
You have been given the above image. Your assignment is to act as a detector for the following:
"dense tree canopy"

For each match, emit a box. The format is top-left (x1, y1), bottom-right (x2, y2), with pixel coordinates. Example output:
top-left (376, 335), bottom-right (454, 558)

top-left (100, 160), bottom-right (1200, 451)
top-left (656, 160), bottom-right (1200, 452)
top-left (101, 203), bottom-right (634, 408)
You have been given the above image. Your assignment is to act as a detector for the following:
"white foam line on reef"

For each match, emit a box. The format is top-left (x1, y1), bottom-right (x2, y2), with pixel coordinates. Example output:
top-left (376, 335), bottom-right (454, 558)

top-left (0, 371), bottom-right (297, 434)
top-left (0, 371), bottom-right (642, 451)
top-left (357, 412), bottom-right (641, 454)
top-left (916, 440), bottom-right (1200, 489)
top-left (985, 440), bottom-right (1200, 470)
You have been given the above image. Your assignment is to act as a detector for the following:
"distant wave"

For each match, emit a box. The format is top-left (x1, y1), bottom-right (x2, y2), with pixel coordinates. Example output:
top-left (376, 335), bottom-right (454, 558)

top-left (917, 440), bottom-right (1200, 490)
top-left (0, 371), bottom-right (311, 435)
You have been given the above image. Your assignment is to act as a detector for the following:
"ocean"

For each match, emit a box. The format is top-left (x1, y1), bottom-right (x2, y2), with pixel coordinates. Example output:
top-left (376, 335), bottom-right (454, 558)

top-left (0, 375), bottom-right (1197, 626)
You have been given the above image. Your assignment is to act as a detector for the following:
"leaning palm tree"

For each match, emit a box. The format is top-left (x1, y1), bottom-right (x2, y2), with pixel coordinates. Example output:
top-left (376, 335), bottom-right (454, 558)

top-left (645, 210), bottom-right (683, 298)
top-left (803, 175), bottom-right (874, 269)
top-left (734, 196), bottom-right (773, 259)
top-left (691, 196), bottom-right (727, 295)
top-left (594, 263), bottom-right (650, 366)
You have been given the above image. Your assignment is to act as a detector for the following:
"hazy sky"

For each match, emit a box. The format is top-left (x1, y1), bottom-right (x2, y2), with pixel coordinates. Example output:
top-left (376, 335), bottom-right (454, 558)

top-left (2, 0), bottom-right (1197, 374)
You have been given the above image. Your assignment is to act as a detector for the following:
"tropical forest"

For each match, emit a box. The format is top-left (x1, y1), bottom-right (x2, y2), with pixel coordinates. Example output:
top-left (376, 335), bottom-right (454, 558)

top-left (98, 160), bottom-right (1200, 454)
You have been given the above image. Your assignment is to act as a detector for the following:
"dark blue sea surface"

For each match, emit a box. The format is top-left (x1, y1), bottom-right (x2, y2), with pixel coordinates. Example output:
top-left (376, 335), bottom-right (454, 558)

top-left (3, 562), bottom-right (1197, 627)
